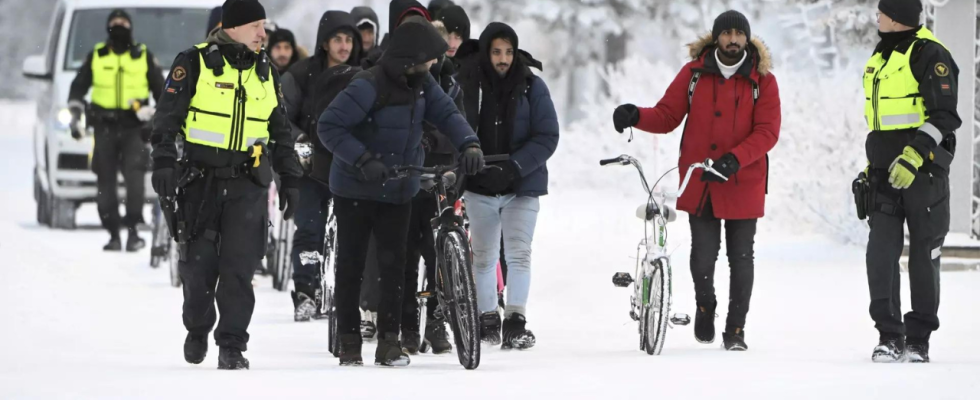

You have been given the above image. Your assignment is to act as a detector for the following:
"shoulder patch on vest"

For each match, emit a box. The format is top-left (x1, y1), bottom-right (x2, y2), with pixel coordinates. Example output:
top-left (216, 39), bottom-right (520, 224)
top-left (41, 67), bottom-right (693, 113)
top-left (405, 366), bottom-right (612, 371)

top-left (934, 62), bottom-right (949, 77)
top-left (172, 66), bottom-right (187, 81)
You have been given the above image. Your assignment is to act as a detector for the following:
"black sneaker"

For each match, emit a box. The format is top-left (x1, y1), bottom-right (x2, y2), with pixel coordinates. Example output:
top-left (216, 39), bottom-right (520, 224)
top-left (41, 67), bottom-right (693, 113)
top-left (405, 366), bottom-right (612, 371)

top-left (480, 312), bottom-right (502, 345)
top-left (905, 337), bottom-right (930, 363)
top-left (291, 286), bottom-right (316, 322)
top-left (501, 313), bottom-right (536, 350)
top-left (375, 333), bottom-right (411, 367)
top-left (424, 319), bottom-right (453, 354)
top-left (338, 334), bottom-right (363, 366)
top-left (401, 329), bottom-right (421, 355)
top-left (103, 236), bottom-right (122, 252)
top-left (694, 302), bottom-right (717, 344)
top-left (872, 333), bottom-right (905, 363)
top-left (126, 229), bottom-right (145, 252)
top-left (217, 347), bottom-right (249, 370)
top-left (722, 329), bottom-right (748, 351)
top-left (183, 334), bottom-right (207, 364)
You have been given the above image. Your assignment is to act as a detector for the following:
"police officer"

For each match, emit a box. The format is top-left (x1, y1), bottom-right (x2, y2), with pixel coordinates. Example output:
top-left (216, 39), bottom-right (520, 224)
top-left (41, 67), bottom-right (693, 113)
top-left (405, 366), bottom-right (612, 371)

top-left (150, 0), bottom-right (302, 370)
top-left (862, 0), bottom-right (960, 364)
top-left (68, 9), bottom-right (165, 251)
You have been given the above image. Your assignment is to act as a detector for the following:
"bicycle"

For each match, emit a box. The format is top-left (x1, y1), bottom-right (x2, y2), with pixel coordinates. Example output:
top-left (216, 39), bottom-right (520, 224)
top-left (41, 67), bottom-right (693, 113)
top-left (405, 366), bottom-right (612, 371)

top-left (386, 155), bottom-right (508, 369)
top-left (149, 199), bottom-right (181, 287)
top-left (599, 155), bottom-right (726, 355)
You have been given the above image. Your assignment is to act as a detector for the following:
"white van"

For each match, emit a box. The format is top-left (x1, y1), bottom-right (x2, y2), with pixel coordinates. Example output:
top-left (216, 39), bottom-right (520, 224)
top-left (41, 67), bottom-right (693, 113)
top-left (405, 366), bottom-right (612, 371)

top-left (22, 0), bottom-right (221, 229)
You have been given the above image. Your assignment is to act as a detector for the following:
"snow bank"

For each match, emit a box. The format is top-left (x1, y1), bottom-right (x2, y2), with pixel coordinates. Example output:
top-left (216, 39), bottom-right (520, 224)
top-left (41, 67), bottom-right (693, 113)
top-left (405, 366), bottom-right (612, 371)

top-left (554, 56), bottom-right (870, 244)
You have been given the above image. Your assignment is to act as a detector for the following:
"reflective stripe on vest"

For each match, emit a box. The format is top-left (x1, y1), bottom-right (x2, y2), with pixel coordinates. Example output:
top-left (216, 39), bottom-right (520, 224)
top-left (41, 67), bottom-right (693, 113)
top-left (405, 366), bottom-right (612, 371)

top-left (863, 27), bottom-right (948, 132)
top-left (183, 43), bottom-right (277, 152)
top-left (90, 43), bottom-right (150, 110)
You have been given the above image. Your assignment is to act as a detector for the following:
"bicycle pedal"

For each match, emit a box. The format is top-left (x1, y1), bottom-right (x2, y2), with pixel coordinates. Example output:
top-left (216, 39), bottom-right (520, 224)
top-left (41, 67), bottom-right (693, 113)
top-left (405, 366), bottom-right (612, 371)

top-left (417, 291), bottom-right (434, 299)
top-left (629, 310), bottom-right (639, 321)
top-left (670, 313), bottom-right (691, 326)
top-left (613, 272), bottom-right (633, 287)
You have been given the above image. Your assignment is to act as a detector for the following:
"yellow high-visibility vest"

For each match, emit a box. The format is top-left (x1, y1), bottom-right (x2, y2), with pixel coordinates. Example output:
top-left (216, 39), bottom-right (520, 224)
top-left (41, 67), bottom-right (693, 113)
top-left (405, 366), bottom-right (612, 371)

top-left (90, 42), bottom-right (149, 110)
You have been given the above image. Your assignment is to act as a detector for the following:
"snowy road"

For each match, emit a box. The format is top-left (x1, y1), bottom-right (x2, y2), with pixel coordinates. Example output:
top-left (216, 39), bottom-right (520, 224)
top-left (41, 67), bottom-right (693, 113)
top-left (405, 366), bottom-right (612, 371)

top-left (1, 127), bottom-right (979, 399)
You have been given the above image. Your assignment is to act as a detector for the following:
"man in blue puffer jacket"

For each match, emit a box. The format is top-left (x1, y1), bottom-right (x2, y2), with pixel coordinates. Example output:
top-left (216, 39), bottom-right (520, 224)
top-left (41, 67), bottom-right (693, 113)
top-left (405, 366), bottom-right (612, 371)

top-left (454, 22), bottom-right (559, 350)
top-left (318, 21), bottom-right (484, 367)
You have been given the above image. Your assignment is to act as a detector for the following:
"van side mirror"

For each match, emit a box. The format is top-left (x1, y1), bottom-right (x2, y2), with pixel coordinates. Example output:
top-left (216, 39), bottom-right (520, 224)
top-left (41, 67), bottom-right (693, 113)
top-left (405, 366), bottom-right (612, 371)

top-left (23, 55), bottom-right (52, 81)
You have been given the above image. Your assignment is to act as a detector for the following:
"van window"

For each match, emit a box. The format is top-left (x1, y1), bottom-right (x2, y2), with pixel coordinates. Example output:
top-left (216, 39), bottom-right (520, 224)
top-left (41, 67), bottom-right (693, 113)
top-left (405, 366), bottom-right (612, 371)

top-left (64, 7), bottom-right (210, 71)
top-left (46, 5), bottom-right (67, 72)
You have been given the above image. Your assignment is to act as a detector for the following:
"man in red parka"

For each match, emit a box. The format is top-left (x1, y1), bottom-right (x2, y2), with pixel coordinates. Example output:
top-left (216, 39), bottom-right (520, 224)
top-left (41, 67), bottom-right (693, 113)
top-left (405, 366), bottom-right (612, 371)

top-left (613, 10), bottom-right (780, 351)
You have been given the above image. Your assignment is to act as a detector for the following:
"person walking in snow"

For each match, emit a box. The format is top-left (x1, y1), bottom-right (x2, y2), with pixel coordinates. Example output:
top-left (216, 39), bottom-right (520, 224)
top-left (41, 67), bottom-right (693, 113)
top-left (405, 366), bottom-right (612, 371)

top-left (454, 22), bottom-right (559, 350)
top-left (68, 9), bottom-right (165, 252)
top-left (268, 28), bottom-right (306, 72)
top-left (858, 0), bottom-right (959, 363)
top-left (317, 21), bottom-right (484, 367)
top-left (280, 10), bottom-right (363, 322)
top-left (613, 10), bottom-right (780, 351)
top-left (150, 0), bottom-right (303, 370)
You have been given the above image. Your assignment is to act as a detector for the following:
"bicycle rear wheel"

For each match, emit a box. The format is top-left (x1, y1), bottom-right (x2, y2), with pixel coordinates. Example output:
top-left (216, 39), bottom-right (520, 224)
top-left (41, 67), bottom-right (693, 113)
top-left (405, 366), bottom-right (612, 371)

top-left (273, 218), bottom-right (294, 292)
top-left (643, 259), bottom-right (670, 355)
top-left (438, 229), bottom-right (480, 370)
top-left (149, 201), bottom-right (168, 268)
top-left (323, 211), bottom-right (339, 356)
top-left (168, 240), bottom-right (180, 288)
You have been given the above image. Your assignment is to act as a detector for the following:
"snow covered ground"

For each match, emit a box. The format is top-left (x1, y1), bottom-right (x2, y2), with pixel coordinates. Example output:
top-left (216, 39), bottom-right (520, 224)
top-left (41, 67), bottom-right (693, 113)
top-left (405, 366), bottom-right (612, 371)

top-left (1, 103), bottom-right (979, 399)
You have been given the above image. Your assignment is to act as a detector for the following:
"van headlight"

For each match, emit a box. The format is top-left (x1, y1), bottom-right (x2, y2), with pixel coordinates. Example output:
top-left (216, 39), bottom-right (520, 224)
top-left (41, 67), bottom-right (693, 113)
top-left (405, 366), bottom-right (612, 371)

top-left (54, 107), bottom-right (85, 132)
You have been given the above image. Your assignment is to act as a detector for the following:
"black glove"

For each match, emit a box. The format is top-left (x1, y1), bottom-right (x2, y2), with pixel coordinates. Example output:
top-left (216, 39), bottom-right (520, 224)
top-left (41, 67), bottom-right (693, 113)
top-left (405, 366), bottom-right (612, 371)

top-left (359, 159), bottom-right (389, 182)
top-left (279, 187), bottom-right (299, 220)
top-left (152, 168), bottom-right (176, 197)
top-left (613, 104), bottom-right (640, 133)
top-left (459, 146), bottom-right (485, 176)
top-left (68, 102), bottom-right (84, 140)
top-left (702, 153), bottom-right (740, 182)
top-left (480, 161), bottom-right (518, 193)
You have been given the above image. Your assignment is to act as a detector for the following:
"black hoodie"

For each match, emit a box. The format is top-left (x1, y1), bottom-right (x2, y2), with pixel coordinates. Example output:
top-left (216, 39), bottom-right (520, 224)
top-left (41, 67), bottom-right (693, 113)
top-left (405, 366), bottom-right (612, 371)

top-left (436, 5), bottom-right (470, 41)
top-left (281, 11), bottom-right (362, 140)
top-left (362, 0), bottom-right (431, 68)
top-left (351, 6), bottom-right (380, 47)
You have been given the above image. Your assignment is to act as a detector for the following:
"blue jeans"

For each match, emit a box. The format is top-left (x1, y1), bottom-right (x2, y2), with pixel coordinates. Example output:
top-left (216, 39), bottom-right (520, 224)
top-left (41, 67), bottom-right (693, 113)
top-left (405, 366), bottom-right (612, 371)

top-left (291, 177), bottom-right (332, 290)
top-left (465, 192), bottom-right (540, 317)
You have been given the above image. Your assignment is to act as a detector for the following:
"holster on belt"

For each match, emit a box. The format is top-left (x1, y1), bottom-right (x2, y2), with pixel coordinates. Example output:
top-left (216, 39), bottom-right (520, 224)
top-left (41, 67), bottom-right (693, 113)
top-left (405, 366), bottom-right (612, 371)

top-left (173, 165), bottom-right (204, 262)
top-left (852, 171), bottom-right (870, 221)
top-left (249, 142), bottom-right (273, 187)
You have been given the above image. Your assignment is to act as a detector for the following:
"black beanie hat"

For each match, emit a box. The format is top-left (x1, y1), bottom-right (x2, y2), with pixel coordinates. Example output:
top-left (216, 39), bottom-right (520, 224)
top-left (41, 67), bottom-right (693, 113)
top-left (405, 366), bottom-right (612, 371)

top-left (878, 0), bottom-right (922, 28)
top-left (107, 9), bottom-right (131, 27)
top-left (712, 10), bottom-right (751, 42)
top-left (268, 29), bottom-right (296, 49)
top-left (436, 5), bottom-right (470, 40)
top-left (222, 0), bottom-right (267, 30)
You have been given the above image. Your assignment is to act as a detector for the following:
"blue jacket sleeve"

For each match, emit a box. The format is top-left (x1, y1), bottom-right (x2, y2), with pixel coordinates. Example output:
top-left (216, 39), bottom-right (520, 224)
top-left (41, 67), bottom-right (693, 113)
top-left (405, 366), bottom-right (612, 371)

top-left (422, 74), bottom-right (480, 151)
top-left (317, 78), bottom-right (377, 166)
top-left (511, 77), bottom-right (559, 177)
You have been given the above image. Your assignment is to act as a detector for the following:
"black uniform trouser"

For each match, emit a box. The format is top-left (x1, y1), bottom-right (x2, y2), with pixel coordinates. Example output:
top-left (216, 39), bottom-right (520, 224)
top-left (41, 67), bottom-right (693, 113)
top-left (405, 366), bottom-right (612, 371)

top-left (689, 199), bottom-right (758, 332)
top-left (291, 176), bottom-right (331, 291)
top-left (402, 193), bottom-right (439, 332)
top-left (867, 169), bottom-right (948, 340)
top-left (334, 196), bottom-right (412, 336)
top-left (360, 238), bottom-right (381, 312)
top-left (179, 176), bottom-right (268, 351)
top-left (92, 121), bottom-right (147, 233)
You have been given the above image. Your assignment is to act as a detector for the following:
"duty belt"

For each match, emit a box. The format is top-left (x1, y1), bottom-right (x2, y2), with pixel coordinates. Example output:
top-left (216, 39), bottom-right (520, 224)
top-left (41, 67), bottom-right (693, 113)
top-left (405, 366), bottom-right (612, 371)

top-left (206, 163), bottom-right (252, 179)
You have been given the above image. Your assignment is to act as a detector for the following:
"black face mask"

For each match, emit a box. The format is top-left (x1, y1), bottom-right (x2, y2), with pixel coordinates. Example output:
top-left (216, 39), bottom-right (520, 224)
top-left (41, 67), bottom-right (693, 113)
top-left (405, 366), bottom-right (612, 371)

top-left (108, 25), bottom-right (132, 46)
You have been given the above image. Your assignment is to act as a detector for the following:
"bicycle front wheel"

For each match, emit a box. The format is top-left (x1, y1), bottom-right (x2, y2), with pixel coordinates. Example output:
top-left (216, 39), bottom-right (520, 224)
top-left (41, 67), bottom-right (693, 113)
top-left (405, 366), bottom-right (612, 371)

top-left (643, 258), bottom-right (671, 355)
top-left (273, 218), bottom-right (295, 292)
top-left (438, 229), bottom-right (481, 370)
top-left (323, 212), bottom-right (339, 357)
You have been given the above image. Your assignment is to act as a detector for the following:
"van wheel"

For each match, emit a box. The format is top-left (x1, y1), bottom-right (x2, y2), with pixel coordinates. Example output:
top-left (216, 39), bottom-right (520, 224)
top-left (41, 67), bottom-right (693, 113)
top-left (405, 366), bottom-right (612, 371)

top-left (37, 185), bottom-right (51, 226)
top-left (49, 195), bottom-right (77, 230)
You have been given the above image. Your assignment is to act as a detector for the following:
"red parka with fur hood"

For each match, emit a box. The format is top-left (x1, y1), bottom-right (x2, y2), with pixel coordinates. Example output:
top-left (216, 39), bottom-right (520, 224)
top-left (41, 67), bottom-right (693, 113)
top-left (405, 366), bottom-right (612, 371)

top-left (636, 34), bottom-right (780, 220)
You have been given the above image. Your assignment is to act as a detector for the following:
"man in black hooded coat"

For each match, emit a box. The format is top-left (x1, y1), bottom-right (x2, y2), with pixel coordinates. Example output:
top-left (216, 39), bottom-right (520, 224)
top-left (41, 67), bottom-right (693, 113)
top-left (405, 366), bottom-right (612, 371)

top-left (280, 11), bottom-right (363, 321)
top-left (360, 0), bottom-right (432, 68)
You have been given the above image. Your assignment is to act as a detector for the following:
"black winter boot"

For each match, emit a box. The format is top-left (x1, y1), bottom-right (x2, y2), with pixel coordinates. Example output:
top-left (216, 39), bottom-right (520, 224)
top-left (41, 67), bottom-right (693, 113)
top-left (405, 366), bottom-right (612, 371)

top-left (375, 333), bottom-right (411, 367)
top-left (401, 329), bottom-right (421, 355)
top-left (480, 311), bottom-right (501, 345)
top-left (424, 319), bottom-right (453, 354)
top-left (694, 302), bottom-right (717, 344)
top-left (126, 227), bottom-right (145, 252)
top-left (905, 337), bottom-right (929, 363)
top-left (722, 328), bottom-right (748, 351)
top-left (501, 313), bottom-right (536, 350)
top-left (338, 334), bottom-right (363, 366)
top-left (217, 347), bottom-right (249, 370)
top-left (103, 235), bottom-right (122, 252)
top-left (872, 333), bottom-right (905, 363)
top-left (183, 333), bottom-right (207, 364)
top-left (291, 282), bottom-right (316, 322)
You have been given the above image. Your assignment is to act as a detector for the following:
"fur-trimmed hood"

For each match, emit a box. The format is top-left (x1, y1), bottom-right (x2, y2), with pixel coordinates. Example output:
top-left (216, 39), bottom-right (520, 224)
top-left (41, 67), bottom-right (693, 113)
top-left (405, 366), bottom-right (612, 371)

top-left (687, 33), bottom-right (772, 76)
